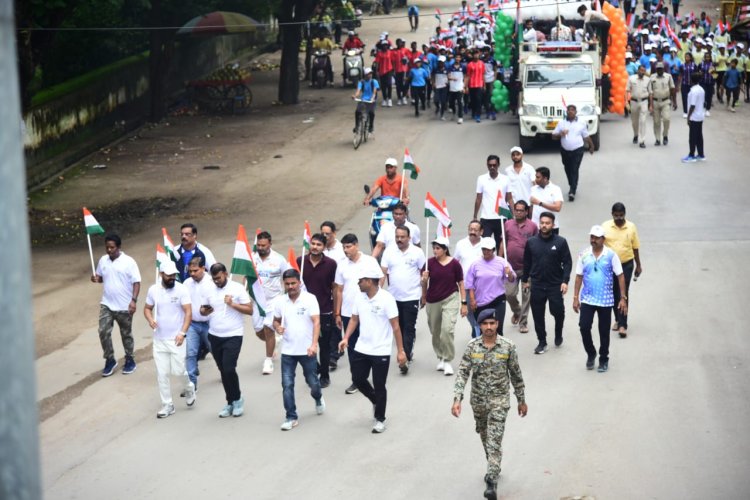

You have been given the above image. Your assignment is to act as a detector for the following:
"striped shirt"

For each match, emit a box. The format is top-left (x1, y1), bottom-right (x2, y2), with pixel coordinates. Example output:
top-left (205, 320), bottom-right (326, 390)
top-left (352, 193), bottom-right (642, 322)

top-left (699, 61), bottom-right (714, 84)
top-left (680, 61), bottom-right (696, 87)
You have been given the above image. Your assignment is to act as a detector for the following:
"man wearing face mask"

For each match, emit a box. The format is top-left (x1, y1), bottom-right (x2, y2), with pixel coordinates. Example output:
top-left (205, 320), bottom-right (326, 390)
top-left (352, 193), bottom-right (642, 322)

top-left (143, 261), bottom-right (193, 418)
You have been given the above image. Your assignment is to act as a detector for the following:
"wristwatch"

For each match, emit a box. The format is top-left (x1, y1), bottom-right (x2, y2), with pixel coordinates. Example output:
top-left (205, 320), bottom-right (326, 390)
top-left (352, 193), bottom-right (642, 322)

top-left (538, 201), bottom-right (543, 207)
top-left (461, 300), bottom-right (467, 304)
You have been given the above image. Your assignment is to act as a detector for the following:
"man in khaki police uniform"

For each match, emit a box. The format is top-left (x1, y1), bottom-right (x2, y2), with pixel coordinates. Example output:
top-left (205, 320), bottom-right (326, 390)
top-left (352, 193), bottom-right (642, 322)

top-left (648, 62), bottom-right (677, 146)
top-left (627, 65), bottom-right (651, 149)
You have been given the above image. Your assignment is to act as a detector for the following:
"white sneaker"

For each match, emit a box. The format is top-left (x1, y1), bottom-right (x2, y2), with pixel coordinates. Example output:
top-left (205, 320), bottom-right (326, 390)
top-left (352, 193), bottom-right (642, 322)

top-left (682, 113), bottom-right (688, 118)
top-left (316, 397), bottom-right (326, 415)
top-left (280, 419), bottom-right (299, 431)
top-left (396, 99), bottom-right (402, 106)
top-left (457, 118), bottom-right (463, 124)
top-left (262, 358), bottom-right (274, 375)
top-left (184, 384), bottom-right (196, 407)
top-left (436, 359), bottom-right (445, 371)
top-left (705, 111), bottom-right (711, 117)
top-left (157, 403), bottom-right (175, 419)
top-left (372, 421), bottom-right (386, 433)
top-left (381, 100), bottom-right (387, 107)
top-left (443, 363), bottom-right (454, 376)
top-left (387, 99), bottom-right (393, 107)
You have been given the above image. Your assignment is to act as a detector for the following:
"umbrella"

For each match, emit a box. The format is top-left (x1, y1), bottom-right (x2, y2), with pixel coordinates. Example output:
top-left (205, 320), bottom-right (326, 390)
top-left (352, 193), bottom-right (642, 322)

top-left (177, 11), bottom-right (261, 36)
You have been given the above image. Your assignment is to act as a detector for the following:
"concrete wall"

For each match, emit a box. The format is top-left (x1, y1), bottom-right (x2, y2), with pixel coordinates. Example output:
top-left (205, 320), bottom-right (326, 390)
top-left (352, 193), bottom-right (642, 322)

top-left (24, 32), bottom-right (267, 188)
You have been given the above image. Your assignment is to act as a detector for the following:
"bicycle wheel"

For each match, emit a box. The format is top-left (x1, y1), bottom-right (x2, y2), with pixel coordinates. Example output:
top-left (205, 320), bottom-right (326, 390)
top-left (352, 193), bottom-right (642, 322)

top-left (353, 123), bottom-right (362, 149)
top-left (360, 115), bottom-right (368, 144)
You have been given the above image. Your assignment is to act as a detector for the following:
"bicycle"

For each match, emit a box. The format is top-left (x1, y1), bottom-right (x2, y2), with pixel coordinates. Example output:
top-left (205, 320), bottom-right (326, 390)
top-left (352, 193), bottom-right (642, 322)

top-left (352, 97), bottom-right (374, 149)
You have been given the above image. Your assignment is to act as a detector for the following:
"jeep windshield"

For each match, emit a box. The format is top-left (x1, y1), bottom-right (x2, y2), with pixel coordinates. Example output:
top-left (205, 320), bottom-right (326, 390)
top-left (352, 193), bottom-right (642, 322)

top-left (525, 64), bottom-right (593, 88)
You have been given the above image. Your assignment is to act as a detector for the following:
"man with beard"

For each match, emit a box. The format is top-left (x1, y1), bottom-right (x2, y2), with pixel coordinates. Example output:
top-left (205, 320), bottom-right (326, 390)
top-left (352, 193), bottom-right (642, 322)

top-left (182, 256), bottom-right (214, 392)
top-left (253, 231), bottom-right (291, 375)
top-left (200, 263), bottom-right (253, 418)
top-left (296, 233), bottom-right (337, 387)
top-left (143, 261), bottom-right (193, 418)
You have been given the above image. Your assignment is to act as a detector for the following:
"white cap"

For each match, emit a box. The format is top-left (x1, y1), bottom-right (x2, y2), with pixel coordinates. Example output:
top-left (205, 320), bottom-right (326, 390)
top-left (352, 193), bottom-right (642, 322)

top-left (364, 67), bottom-right (372, 75)
top-left (649, 56), bottom-right (657, 61)
top-left (644, 43), bottom-right (652, 50)
top-left (160, 260), bottom-right (178, 275)
top-left (640, 29), bottom-right (649, 35)
top-left (625, 51), bottom-right (633, 58)
top-left (718, 43), bottom-right (726, 48)
top-left (431, 236), bottom-right (450, 247)
top-left (358, 262), bottom-right (384, 280)
top-left (384, 157), bottom-right (398, 166)
top-left (670, 46), bottom-right (677, 52)
top-left (510, 146), bottom-right (523, 154)
top-left (348, 30), bottom-right (355, 35)
top-left (695, 37), bottom-right (704, 44)
top-left (438, 55), bottom-right (447, 62)
top-left (680, 29), bottom-right (689, 34)
top-left (652, 24), bottom-right (659, 29)
top-left (479, 237), bottom-right (496, 250)
top-left (589, 225), bottom-right (605, 237)
top-left (706, 40), bottom-right (714, 46)
top-left (738, 43), bottom-right (746, 49)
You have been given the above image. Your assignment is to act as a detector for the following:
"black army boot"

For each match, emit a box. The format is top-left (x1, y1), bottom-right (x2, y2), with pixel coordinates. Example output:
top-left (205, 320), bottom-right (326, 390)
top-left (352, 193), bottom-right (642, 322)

top-left (483, 477), bottom-right (497, 500)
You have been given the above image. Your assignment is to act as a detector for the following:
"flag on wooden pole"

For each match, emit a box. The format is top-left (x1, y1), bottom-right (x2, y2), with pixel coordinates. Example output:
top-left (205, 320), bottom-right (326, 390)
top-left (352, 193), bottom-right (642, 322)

top-left (231, 225), bottom-right (267, 316)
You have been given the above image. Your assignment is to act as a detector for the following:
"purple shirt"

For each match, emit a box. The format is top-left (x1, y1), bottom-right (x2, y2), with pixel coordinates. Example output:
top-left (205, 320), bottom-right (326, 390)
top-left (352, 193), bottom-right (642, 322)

top-left (504, 219), bottom-right (538, 272)
top-left (465, 256), bottom-right (516, 307)
top-left (297, 254), bottom-right (337, 314)
top-left (425, 257), bottom-right (464, 303)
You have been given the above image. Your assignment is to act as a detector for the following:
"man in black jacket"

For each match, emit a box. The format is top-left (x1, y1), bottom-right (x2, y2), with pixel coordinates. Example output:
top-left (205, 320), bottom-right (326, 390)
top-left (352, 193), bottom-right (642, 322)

top-left (522, 212), bottom-right (572, 354)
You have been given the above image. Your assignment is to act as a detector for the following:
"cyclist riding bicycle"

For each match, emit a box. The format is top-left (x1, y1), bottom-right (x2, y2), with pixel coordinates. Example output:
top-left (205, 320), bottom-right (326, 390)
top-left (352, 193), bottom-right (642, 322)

top-left (353, 67), bottom-right (380, 136)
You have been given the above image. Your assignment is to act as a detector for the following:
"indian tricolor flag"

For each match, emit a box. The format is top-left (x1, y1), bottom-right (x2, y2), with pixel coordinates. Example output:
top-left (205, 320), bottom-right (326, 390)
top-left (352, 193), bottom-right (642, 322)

top-left (231, 224), bottom-right (267, 316)
top-left (424, 192), bottom-right (452, 228)
top-left (403, 148), bottom-right (421, 180)
top-left (252, 227), bottom-right (261, 253)
top-left (82, 207), bottom-right (105, 235)
top-left (161, 227), bottom-right (179, 262)
top-left (495, 191), bottom-right (512, 219)
top-left (436, 199), bottom-right (451, 238)
top-left (156, 243), bottom-right (170, 270)
top-left (303, 221), bottom-right (312, 251)
top-left (288, 247), bottom-right (301, 272)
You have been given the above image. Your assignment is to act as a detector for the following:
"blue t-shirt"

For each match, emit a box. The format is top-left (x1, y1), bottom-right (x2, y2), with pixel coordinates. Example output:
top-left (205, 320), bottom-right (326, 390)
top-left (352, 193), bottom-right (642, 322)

top-left (427, 52), bottom-right (439, 72)
top-left (358, 78), bottom-right (380, 101)
top-left (638, 54), bottom-right (652, 71)
top-left (576, 247), bottom-right (622, 307)
top-left (724, 68), bottom-right (741, 89)
top-left (408, 5), bottom-right (419, 15)
top-left (409, 66), bottom-right (430, 87)
top-left (625, 61), bottom-right (639, 76)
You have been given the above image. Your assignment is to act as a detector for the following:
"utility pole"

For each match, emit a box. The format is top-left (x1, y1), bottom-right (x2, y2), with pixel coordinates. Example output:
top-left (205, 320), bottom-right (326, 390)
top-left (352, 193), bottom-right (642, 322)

top-left (0, 0), bottom-right (42, 498)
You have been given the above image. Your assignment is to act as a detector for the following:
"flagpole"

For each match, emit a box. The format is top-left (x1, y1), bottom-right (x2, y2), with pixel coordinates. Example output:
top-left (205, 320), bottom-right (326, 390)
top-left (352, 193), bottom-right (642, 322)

top-left (300, 228), bottom-right (306, 278)
top-left (399, 172), bottom-right (405, 201)
top-left (501, 216), bottom-right (508, 258)
top-left (86, 234), bottom-right (96, 275)
top-left (425, 218), bottom-right (430, 259)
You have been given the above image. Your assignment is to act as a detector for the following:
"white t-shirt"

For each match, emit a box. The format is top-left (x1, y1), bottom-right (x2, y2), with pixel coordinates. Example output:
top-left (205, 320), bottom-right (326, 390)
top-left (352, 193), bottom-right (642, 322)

top-left (352, 288), bottom-right (399, 356)
top-left (274, 291), bottom-right (320, 356)
top-left (376, 220), bottom-right (421, 248)
top-left (553, 119), bottom-right (589, 151)
top-left (203, 280), bottom-right (251, 337)
top-left (335, 253), bottom-right (379, 317)
top-left (687, 84), bottom-right (706, 122)
top-left (183, 274), bottom-right (215, 322)
top-left (323, 240), bottom-right (346, 263)
top-left (253, 250), bottom-right (291, 300)
top-left (96, 252), bottom-right (142, 311)
top-left (504, 162), bottom-right (536, 204)
top-left (453, 237), bottom-right (483, 280)
top-left (381, 244), bottom-right (426, 301)
top-left (529, 183), bottom-right (564, 229)
top-left (476, 172), bottom-right (513, 220)
top-left (146, 282), bottom-right (191, 340)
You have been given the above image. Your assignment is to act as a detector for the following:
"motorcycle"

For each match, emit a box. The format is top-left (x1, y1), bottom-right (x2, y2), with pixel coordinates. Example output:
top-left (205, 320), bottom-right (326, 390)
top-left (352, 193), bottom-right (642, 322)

top-left (342, 49), bottom-right (364, 87)
top-left (364, 185), bottom-right (400, 249)
top-left (312, 50), bottom-right (331, 89)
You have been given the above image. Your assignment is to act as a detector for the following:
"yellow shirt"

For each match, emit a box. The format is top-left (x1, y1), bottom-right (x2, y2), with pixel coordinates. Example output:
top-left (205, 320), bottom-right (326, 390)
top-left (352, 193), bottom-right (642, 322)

top-left (715, 52), bottom-right (728, 71)
top-left (601, 219), bottom-right (640, 263)
top-left (313, 38), bottom-right (336, 51)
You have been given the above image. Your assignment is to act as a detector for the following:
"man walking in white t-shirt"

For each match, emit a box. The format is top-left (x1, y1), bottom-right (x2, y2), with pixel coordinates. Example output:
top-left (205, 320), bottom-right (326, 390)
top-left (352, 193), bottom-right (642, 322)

top-left (381, 225), bottom-right (426, 373)
top-left (334, 233), bottom-right (381, 394)
top-left (504, 146), bottom-right (536, 205)
top-left (252, 231), bottom-right (291, 375)
top-left (200, 263), bottom-right (253, 418)
top-left (143, 261), bottom-right (193, 418)
top-left (474, 154), bottom-right (514, 255)
top-left (551, 104), bottom-right (595, 202)
top-left (183, 256), bottom-right (215, 392)
top-left (91, 233), bottom-right (141, 377)
top-left (453, 220), bottom-right (483, 337)
top-left (529, 167), bottom-right (564, 234)
top-left (338, 263), bottom-right (407, 433)
top-left (273, 269), bottom-right (325, 431)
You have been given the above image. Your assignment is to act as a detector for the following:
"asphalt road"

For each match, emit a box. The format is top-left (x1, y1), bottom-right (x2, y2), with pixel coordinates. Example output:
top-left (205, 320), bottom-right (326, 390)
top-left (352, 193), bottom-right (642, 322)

top-left (37, 4), bottom-right (750, 500)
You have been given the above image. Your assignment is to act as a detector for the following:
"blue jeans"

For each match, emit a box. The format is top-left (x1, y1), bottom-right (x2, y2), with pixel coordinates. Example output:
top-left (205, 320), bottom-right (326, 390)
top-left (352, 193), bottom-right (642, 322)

top-left (186, 321), bottom-right (210, 387)
top-left (281, 354), bottom-right (322, 420)
top-left (465, 290), bottom-right (480, 338)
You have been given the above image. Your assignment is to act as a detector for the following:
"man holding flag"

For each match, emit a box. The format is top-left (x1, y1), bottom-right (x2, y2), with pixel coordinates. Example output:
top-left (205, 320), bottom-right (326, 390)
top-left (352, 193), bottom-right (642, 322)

top-left (91, 234), bottom-right (141, 377)
top-left (473, 154), bottom-right (514, 256)
top-left (363, 158), bottom-right (410, 206)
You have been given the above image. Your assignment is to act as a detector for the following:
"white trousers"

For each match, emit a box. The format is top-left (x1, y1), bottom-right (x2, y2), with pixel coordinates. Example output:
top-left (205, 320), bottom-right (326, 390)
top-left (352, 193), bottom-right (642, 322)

top-left (153, 338), bottom-right (192, 405)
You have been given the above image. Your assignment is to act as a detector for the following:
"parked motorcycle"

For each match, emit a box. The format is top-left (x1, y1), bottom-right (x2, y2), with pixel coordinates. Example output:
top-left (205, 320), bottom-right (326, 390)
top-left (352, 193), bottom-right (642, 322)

top-left (312, 50), bottom-right (331, 89)
top-left (364, 185), bottom-right (400, 249)
top-left (342, 49), bottom-right (364, 87)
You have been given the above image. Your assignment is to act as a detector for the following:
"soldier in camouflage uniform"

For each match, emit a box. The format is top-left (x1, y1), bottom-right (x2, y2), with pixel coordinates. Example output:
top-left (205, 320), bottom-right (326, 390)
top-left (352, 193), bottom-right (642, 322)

top-left (452, 309), bottom-right (528, 500)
